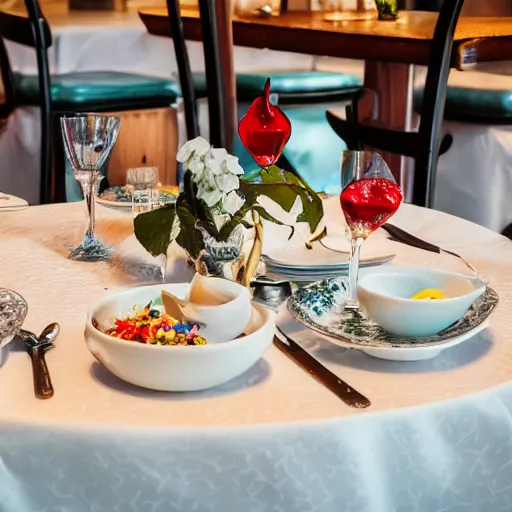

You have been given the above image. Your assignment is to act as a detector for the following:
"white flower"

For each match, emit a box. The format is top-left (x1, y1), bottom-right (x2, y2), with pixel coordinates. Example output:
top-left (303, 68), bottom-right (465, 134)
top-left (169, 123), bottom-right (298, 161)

top-left (176, 136), bottom-right (211, 163)
top-left (197, 186), bottom-right (222, 208)
top-left (222, 155), bottom-right (244, 175)
top-left (205, 148), bottom-right (228, 175)
top-left (197, 171), bottom-right (222, 207)
top-left (223, 191), bottom-right (245, 215)
top-left (187, 154), bottom-right (205, 176)
top-left (196, 166), bottom-right (215, 189)
top-left (213, 213), bottom-right (230, 231)
top-left (216, 173), bottom-right (239, 194)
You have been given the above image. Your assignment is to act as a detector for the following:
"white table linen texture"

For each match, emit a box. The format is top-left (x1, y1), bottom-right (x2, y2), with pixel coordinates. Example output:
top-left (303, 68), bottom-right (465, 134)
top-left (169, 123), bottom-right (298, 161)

top-left (0, 198), bottom-right (512, 511)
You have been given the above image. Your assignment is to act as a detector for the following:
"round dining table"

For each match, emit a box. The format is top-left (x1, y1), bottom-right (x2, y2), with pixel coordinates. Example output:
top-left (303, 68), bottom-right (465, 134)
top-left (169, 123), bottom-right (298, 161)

top-left (1, 198), bottom-right (512, 512)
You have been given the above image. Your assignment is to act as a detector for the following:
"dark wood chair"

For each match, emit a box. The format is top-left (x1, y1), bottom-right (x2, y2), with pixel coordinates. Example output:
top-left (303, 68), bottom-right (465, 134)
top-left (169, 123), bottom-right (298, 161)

top-left (0, 0), bottom-right (180, 204)
top-left (326, 0), bottom-right (465, 208)
top-left (165, 0), bottom-right (226, 149)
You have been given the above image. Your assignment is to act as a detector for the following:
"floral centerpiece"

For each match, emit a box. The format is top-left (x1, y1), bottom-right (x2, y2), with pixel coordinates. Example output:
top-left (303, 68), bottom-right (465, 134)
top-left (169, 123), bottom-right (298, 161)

top-left (134, 79), bottom-right (323, 284)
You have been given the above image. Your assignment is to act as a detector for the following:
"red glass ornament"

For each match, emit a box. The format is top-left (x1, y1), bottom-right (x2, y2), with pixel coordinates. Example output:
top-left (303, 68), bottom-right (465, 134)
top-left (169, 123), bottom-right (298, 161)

top-left (238, 78), bottom-right (292, 167)
top-left (340, 177), bottom-right (403, 235)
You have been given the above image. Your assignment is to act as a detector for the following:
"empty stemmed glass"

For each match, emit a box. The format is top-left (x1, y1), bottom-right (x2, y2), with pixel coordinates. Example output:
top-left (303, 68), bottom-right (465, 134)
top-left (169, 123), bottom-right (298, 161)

top-left (131, 171), bottom-right (176, 283)
top-left (339, 151), bottom-right (403, 310)
top-left (61, 115), bottom-right (121, 262)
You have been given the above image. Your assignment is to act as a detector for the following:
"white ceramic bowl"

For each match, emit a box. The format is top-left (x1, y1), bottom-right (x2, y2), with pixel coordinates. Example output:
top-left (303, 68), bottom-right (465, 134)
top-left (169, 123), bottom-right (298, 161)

top-left (183, 275), bottom-right (252, 342)
top-left (84, 283), bottom-right (274, 391)
top-left (357, 266), bottom-right (486, 338)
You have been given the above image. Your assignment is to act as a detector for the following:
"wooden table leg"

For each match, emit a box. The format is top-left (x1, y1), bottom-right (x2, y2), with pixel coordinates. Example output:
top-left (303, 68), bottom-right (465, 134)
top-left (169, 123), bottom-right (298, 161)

top-left (358, 60), bottom-right (412, 185)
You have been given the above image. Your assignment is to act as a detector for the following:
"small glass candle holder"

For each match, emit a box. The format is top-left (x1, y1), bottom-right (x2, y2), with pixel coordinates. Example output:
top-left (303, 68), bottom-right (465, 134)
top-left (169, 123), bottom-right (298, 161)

top-left (127, 166), bottom-right (158, 189)
top-left (375, 0), bottom-right (398, 20)
top-left (127, 167), bottom-right (159, 217)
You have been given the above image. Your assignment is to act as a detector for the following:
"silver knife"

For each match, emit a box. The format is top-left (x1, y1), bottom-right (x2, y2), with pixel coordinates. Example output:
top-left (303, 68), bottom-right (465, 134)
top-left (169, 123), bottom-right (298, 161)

top-left (274, 328), bottom-right (371, 408)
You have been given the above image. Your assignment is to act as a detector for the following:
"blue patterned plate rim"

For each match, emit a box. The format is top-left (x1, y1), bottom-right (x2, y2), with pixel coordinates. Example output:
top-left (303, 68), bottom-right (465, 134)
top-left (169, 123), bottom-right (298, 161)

top-left (286, 276), bottom-right (499, 349)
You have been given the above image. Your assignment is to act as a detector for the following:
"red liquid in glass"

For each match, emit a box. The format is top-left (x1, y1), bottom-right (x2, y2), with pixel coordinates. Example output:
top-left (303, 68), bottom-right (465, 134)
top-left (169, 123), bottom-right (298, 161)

top-left (243, 129), bottom-right (289, 167)
top-left (340, 177), bottom-right (403, 237)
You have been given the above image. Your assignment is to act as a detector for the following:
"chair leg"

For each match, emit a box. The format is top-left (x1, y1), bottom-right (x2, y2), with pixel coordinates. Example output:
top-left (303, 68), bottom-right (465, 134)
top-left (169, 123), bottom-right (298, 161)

top-left (39, 105), bottom-right (53, 204)
top-left (502, 223), bottom-right (512, 240)
top-left (53, 114), bottom-right (67, 203)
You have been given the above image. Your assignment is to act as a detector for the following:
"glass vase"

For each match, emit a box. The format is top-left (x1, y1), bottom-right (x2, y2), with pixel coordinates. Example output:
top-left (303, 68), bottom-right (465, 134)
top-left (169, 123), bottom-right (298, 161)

top-left (189, 224), bottom-right (245, 281)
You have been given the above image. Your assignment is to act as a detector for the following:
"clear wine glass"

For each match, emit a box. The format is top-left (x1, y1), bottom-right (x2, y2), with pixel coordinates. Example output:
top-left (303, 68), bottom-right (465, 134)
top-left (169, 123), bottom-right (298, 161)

top-left (60, 115), bottom-right (121, 262)
top-left (339, 151), bottom-right (403, 309)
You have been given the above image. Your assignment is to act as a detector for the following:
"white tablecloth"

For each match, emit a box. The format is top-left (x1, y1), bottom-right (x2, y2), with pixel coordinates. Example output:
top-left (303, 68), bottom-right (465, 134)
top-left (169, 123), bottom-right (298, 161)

top-left (433, 68), bottom-right (512, 234)
top-left (1, 198), bottom-right (512, 511)
top-left (413, 67), bottom-right (512, 234)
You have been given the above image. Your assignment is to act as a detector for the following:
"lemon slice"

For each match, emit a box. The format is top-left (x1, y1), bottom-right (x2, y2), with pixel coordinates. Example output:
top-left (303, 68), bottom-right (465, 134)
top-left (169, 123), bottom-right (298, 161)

top-left (411, 288), bottom-right (448, 300)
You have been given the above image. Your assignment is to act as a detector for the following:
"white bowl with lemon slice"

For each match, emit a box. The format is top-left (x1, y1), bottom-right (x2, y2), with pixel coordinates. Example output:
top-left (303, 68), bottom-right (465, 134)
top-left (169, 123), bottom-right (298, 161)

top-left (357, 266), bottom-right (487, 338)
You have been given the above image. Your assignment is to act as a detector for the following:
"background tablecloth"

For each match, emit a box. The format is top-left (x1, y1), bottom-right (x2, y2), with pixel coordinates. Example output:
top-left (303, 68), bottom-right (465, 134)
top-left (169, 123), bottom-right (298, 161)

top-left (3, 14), bottom-right (512, 234)
top-left (433, 69), bottom-right (512, 234)
top-left (0, 198), bottom-right (512, 510)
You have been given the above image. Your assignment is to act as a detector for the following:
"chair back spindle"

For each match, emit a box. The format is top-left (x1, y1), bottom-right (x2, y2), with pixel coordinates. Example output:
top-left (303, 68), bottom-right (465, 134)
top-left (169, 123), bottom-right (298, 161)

top-left (326, 0), bottom-right (465, 208)
top-left (414, 0), bottom-right (465, 206)
top-left (164, 0), bottom-right (228, 150)
top-left (165, 0), bottom-right (199, 140)
top-left (0, 1), bottom-right (54, 204)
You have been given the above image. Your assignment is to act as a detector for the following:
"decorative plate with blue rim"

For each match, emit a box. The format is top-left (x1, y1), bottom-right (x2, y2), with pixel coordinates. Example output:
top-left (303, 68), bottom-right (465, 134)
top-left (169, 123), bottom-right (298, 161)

top-left (287, 276), bottom-right (499, 349)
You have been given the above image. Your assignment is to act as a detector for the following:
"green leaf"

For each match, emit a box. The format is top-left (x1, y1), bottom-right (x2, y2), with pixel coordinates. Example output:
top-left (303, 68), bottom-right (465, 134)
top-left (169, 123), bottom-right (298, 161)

top-left (175, 195), bottom-right (205, 259)
top-left (280, 169), bottom-right (302, 186)
top-left (134, 205), bottom-right (176, 257)
top-left (244, 168), bottom-right (324, 233)
top-left (197, 220), bottom-right (219, 240)
top-left (261, 167), bottom-right (323, 233)
top-left (245, 182), bottom-right (298, 213)
top-left (253, 205), bottom-right (295, 240)
top-left (239, 181), bottom-right (258, 207)
top-left (218, 200), bottom-right (253, 241)
top-left (260, 166), bottom-right (284, 183)
top-left (296, 188), bottom-right (324, 233)
top-left (182, 170), bottom-right (197, 218)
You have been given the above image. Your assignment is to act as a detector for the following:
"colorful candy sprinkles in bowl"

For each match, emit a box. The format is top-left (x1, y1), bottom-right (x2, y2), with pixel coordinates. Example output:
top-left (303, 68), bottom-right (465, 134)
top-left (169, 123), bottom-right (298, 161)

top-left (103, 301), bottom-right (207, 346)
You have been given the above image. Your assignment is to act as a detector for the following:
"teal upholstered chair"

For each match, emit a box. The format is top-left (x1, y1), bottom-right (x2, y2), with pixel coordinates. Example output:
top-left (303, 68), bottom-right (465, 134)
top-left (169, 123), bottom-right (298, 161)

top-left (219, 71), bottom-right (362, 192)
top-left (0, 3), bottom-right (180, 204)
top-left (414, 84), bottom-right (512, 123)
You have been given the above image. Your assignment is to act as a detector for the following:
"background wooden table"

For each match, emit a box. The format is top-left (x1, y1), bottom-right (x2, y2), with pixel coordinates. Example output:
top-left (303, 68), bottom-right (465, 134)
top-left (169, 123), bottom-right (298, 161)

top-left (139, 7), bottom-right (512, 183)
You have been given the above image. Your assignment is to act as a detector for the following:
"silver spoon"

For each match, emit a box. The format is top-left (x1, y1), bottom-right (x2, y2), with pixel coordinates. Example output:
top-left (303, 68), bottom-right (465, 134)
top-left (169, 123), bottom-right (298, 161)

top-left (18, 323), bottom-right (59, 399)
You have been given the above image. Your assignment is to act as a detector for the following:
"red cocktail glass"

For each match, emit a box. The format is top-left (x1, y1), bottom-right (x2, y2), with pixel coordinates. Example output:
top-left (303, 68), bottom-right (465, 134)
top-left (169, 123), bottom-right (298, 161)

top-left (339, 151), bottom-right (403, 309)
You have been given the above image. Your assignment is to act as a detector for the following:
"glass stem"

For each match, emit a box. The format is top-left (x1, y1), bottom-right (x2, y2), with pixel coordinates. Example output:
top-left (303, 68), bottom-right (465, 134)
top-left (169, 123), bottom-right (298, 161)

top-left (346, 236), bottom-right (364, 309)
top-left (157, 253), bottom-right (167, 283)
top-left (77, 170), bottom-right (101, 240)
